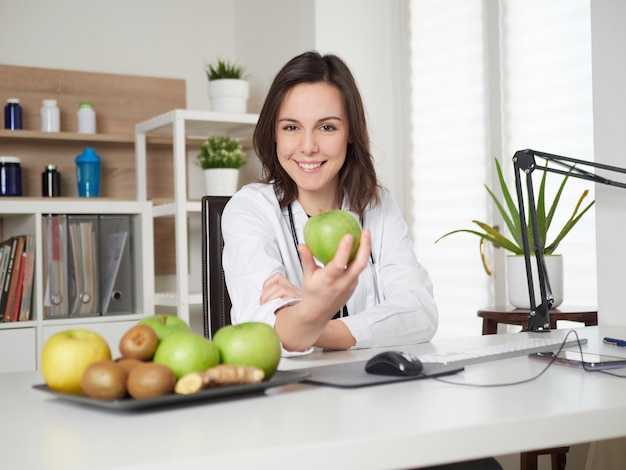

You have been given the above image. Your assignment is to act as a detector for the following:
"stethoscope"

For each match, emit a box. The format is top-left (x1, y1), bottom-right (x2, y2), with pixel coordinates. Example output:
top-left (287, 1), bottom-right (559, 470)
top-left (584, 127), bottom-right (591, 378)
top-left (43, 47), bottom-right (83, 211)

top-left (287, 203), bottom-right (380, 318)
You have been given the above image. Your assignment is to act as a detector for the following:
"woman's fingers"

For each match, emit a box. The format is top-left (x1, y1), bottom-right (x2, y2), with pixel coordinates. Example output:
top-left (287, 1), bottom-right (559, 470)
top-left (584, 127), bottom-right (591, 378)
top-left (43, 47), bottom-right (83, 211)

top-left (349, 228), bottom-right (370, 272)
top-left (294, 229), bottom-right (371, 322)
top-left (327, 228), bottom-right (371, 273)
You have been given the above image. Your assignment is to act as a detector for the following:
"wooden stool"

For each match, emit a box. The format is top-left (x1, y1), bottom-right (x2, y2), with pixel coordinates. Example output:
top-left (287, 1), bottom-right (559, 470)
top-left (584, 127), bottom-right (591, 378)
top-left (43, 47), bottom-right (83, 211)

top-left (476, 305), bottom-right (598, 470)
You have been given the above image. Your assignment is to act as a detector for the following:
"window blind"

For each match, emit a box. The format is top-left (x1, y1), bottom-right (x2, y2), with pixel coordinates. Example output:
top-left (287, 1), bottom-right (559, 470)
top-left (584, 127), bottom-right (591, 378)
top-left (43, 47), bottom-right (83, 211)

top-left (409, 0), bottom-right (491, 337)
top-left (499, 0), bottom-right (596, 308)
top-left (408, 0), bottom-right (595, 337)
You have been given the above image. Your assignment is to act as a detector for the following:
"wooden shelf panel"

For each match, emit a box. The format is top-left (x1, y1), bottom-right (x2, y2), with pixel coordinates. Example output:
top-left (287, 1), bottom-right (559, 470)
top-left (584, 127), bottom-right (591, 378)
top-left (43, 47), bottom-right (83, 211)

top-left (0, 64), bottom-right (186, 135)
top-left (0, 64), bottom-right (180, 371)
top-left (0, 129), bottom-right (134, 144)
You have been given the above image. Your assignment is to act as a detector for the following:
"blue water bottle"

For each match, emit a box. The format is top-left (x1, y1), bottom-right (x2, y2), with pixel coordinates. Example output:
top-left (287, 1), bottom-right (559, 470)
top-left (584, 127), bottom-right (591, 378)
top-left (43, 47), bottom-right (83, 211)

top-left (75, 147), bottom-right (101, 197)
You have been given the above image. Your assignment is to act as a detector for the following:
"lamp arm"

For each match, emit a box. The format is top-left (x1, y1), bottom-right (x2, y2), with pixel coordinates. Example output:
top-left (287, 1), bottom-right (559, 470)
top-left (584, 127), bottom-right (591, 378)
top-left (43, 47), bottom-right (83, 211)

top-left (511, 149), bottom-right (626, 332)
top-left (513, 151), bottom-right (554, 331)
top-left (529, 149), bottom-right (626, 188)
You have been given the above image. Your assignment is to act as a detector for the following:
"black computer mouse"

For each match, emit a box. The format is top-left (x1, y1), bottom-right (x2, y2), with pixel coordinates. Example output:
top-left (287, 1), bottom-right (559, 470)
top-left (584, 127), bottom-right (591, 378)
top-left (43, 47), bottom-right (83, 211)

top-left (364, 351), bottom-right (424, 376)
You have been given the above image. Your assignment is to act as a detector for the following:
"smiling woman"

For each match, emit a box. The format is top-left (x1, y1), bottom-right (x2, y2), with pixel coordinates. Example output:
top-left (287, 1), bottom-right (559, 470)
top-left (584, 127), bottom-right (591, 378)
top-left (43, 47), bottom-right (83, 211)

top-left (220, 50), bottom-right (438, 356)
top-left (274, 82), bottom-right (349, 214)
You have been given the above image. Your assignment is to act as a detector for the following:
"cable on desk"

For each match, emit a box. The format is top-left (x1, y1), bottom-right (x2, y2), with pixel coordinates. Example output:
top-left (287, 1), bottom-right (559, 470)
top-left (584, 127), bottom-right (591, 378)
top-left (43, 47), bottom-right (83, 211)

top-left (433, 330), bottom-right (626, 388)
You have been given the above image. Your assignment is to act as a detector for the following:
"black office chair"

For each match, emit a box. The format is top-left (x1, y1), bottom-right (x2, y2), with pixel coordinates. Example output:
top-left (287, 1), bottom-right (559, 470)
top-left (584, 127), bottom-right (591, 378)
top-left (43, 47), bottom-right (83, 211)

top-left (201, 195), bottom-right (232, 339)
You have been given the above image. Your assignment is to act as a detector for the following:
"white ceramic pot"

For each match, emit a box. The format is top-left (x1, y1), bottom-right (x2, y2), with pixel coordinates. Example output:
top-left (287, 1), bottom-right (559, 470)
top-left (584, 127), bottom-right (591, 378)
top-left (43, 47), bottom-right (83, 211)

top-left (203, 168), bottom-right (239, 196)
top-left (208, 79), bottom-right (249, 113)
top-left (506, 254), bottom-right (564, 309)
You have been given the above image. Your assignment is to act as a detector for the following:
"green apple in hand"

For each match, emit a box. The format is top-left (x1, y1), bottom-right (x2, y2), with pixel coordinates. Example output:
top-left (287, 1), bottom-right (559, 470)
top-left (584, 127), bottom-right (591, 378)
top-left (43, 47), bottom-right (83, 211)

top-left (153, 332), bottom-right (219, 379)
top-left (138, 314), bottom-right (190, 341)
top-left (41, 329), bottom-right (112, 395)
top-left (213, 322), bottom-right (282, 379)
top-left (304, 210), bottom-right (362, 264)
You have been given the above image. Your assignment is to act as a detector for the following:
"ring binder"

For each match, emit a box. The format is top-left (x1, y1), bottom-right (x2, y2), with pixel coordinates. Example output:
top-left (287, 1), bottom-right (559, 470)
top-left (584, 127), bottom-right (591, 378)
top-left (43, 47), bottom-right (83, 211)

top-left (68, 215), bottom-right (99, 317)
top-left (99, 215), bottom-right (133, 314)
top-left (43, 215), bottom-right (69, 318)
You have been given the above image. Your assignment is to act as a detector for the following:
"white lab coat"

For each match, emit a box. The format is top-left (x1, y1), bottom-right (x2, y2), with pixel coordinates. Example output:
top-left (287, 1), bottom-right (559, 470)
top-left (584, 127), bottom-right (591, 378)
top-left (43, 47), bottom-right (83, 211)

top-left (221, 183), bottom-right (438, 349)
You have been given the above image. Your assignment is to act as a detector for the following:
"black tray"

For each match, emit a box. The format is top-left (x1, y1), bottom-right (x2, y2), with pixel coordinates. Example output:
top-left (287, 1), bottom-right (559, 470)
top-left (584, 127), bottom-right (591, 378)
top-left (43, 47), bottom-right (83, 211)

top-left (33, 370), bottom-right (310, 411)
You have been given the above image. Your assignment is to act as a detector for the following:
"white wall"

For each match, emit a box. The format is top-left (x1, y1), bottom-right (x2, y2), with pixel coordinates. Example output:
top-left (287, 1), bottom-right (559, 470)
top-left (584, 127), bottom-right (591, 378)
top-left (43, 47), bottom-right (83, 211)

top-left (234, 0), bottom-right (316, 114)
top-left (591, 0), bottom-right (626, 326)
top-left (0, 0), bottom-right (235, 110)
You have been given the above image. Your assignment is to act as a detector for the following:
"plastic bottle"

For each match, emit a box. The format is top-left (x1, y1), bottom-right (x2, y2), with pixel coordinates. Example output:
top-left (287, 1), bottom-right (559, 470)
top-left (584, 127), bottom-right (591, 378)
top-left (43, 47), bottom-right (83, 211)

top-left (75, 147), bottom-right (101, 197)
top-left (77, 102), bottom-right (96, 134)
top-left (42, 164), bottom-right (61, 197)
top-left (0, 156), bottom-right (22, 196)
top-left (40, 99), bottom-right (60, 132)
top-left (4, 98), bottom-right (23, 130)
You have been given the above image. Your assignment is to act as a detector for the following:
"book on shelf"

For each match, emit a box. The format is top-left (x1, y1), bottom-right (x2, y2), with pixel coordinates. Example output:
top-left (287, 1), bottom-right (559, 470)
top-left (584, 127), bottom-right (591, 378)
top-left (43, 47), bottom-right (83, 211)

top-left (11, 250), bottom-right (26, 322)
top-left (0, 235), bottom-right (35, 322)
top-left (3, 235), bottom-right (26, 322)
top-left (0, 242), bottom-right (11, 312)
top-left (18, 235), bottom-right (36, 321)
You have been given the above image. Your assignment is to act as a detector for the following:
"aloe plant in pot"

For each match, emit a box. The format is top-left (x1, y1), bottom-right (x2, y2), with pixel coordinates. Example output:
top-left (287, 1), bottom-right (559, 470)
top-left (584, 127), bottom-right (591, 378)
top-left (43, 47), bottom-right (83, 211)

top-left (196, 134), bottom-right (247, 196)
top-left (205, 58), bottom-right (249, 113)
top-left (436, 157), bottom-right (595, 308)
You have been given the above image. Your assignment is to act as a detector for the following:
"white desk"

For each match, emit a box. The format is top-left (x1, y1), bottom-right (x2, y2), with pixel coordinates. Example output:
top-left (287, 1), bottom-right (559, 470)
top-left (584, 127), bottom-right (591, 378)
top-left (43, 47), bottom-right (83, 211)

top-left (2, 326), bottom-right (626, 470)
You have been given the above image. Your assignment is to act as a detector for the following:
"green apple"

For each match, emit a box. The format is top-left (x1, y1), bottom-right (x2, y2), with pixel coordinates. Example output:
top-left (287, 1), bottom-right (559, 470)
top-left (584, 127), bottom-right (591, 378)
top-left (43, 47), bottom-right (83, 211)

top-left (212, 322), bottom-right (282, 380)
top-left (41, 329), bottom-right (112, 395)
top-left (303, 210), bottom-right (362, 264)
top-left (137, 314), bottom-right (190, 341)
top-left (152, 332), bottom-right (219, 379)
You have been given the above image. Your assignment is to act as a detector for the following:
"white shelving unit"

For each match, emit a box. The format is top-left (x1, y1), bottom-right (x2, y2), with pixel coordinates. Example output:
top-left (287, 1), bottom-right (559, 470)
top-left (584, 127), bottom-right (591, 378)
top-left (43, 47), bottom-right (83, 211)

top-left (0, 65), bottom-right (188, 374)
top-left (135, 109), bottom-right (258, 325)
top-left (0, 198), bottom-right (154, 373)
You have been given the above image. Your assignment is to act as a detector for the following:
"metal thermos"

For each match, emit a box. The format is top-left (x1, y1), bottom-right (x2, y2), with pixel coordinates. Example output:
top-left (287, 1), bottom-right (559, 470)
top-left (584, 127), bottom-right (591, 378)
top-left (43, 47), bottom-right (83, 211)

top-left (42, 164), bottom-right (61, 197)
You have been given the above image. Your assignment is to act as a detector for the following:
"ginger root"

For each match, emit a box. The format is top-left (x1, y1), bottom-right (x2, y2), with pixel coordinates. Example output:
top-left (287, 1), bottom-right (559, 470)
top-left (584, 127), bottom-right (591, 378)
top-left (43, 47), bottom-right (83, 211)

top-left (175, 364), bottom-right (265, 395)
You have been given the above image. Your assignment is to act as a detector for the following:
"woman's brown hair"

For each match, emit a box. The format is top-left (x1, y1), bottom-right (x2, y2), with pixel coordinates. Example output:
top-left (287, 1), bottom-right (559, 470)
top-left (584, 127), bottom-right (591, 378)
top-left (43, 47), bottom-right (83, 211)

top-left (253, 51), bottom-right (379, 217)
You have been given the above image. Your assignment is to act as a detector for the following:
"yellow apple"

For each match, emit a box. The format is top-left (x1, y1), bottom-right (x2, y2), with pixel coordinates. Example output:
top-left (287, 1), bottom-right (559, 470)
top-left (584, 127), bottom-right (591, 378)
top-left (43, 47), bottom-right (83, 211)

top-left (41, 329), bottom-right (112, 395)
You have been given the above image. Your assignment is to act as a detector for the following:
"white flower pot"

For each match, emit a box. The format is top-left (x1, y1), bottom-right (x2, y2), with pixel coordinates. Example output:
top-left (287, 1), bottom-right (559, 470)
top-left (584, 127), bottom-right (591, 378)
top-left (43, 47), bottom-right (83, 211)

top-left (203, 168), bottom-right (239, 196)
top-left (208, 79), bottom-right (249, 113)
top-left (506, 255), bottom-right (564, 309)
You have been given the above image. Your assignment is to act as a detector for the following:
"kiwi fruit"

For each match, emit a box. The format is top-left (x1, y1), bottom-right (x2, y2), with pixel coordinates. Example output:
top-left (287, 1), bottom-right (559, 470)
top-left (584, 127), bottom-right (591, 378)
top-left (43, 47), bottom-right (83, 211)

top-left (119, 324), bottom-right (159, 361)
top-left (127, 362), bottom-right (176, 399)
top-left (81, 360), bottom-right (128, 400)
top-left (115, 357), bottom-right (144, 375)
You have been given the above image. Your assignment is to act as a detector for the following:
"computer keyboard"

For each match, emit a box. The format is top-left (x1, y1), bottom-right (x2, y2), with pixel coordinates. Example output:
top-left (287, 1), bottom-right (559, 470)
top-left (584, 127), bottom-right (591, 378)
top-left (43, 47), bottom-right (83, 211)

top-left (418, 336), bottom-right (587, 367)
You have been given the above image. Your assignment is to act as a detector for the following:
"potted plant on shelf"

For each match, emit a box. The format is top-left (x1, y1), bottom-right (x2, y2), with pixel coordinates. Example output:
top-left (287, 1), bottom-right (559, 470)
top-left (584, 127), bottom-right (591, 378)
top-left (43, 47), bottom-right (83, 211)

top-left (196, 134), bottom-right (247, 196)
top-left (436, 157), bottom-right (595, 308)
top-left (205, 58), bottom-right (249, 114)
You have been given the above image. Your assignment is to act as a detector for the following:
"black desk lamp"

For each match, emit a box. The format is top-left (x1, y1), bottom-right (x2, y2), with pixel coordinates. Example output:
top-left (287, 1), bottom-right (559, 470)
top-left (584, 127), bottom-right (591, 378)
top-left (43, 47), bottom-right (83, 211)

top-left (512, 149), bottom-right (626, 331)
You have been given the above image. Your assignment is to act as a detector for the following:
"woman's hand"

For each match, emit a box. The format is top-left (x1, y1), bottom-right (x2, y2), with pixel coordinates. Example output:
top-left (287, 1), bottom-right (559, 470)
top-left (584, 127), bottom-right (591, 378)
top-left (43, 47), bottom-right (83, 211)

top-left (274, 229), bottom-right (371, 351)
top-left (299, 228), bottom-right (371, 317)
top-left (260, 272), bottom-right (301, 304)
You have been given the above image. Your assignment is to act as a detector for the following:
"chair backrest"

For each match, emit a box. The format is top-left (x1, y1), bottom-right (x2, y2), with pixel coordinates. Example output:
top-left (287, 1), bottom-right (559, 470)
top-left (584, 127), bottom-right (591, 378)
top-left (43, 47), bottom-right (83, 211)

top-left (201, 196), bottom-right (232, 339)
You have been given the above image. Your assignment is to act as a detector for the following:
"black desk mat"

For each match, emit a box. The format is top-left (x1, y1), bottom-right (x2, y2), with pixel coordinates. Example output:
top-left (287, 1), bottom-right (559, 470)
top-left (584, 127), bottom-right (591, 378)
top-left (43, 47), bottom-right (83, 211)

top-left (301, 360), bottom-right (464, 388)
